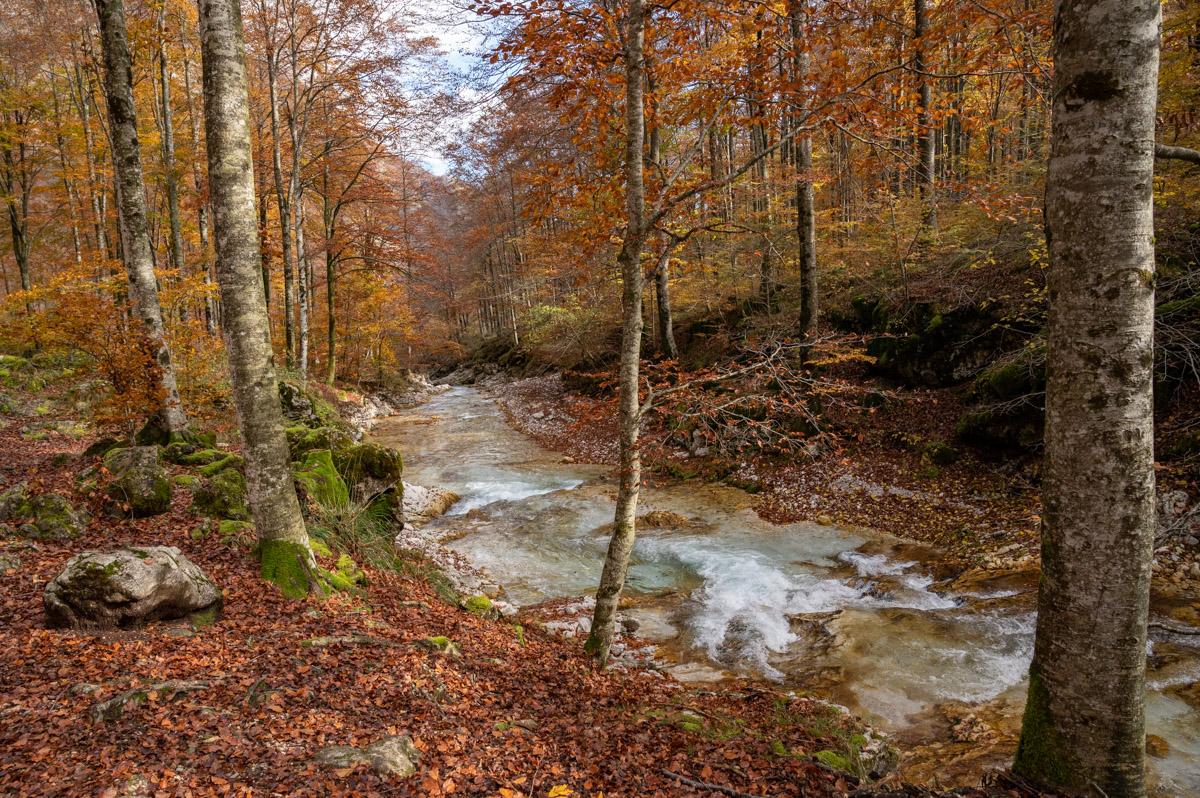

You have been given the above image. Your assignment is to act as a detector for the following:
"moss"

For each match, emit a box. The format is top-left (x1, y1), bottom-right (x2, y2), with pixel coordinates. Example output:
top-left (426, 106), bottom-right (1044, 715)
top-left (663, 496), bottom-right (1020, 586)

top-left (189, 604), bottom-right (222, 629)
top-left (294, 450), bottom-right (349, 508)
top-left (513, 624), bottom-right (525, 646)
top-left (258, 538), bottom-right (318, 600)
top-left (815, 750), bottom-right (852, 772)
top-left (334, 553), bottom-right (366, 586)
top-left (198, 454), bottom-right (243, 478)
top-left (324, 570), bottom-right (355, 592)
top-left (218, 519), bottom-right (255, 547)
top-left (192, 469), bottom-right (249, 521)
top-left (286, 425), bottom-right (353, 459)
top-left (170, 474), bottom-right (201, 489)
top-left (925, 313), bottom-right (944, 334)
top-left (924, 442), bottom-right (958, 465)
top-left (311, 540), bottom-right (334, 558)
top-left (463, 595), bottom-right (494, 616)
top-left (1012, 670), bottom-right (1080, 789)
top-left (1170, 432), bottom-right (1200, 458)
top-left (332, 443), bottom-right (403, 486)
top-left (180, 448), bottom-right (228, 466)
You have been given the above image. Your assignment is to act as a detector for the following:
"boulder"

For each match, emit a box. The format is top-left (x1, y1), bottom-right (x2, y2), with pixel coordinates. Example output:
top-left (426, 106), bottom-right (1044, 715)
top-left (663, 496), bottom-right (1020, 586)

top-left (294, 450), bottom-right (349, 508)
top-left (286, 425), bottom-right (354, 459)
top-left (314, 735), bottom-right (419, 778)
top-left (332, 443), bottom-right (403, 518)
top-left (402, 482), bottom-right (460, 525)
top-left (0, 484), bottom-right (89, 540)
top-left (104, 447), bottom-right (172, 518)
top-left (279, 381), bottom-right (319, 425)
top-left (191, 469), bottom-right (250, 521)
top-left (44, 545), bottom-right (221, 629)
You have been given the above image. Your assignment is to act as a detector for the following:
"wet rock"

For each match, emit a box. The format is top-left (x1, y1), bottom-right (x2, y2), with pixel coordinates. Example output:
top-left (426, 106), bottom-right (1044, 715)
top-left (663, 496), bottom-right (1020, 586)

top-left (314, 735), bottom-right (419, 778)
top-left (639, 510), bottom-right (692, 528)
top-left (1146, 734), bottom-right (1170, 758)
top-left (44, 546), bottom-right (221, 629)
top-left (104, 447), bottom-right (171, 518)
top-left (402, 482), bottom-right (460, 525)
top-left (0, 484), bottom-right (89, 540)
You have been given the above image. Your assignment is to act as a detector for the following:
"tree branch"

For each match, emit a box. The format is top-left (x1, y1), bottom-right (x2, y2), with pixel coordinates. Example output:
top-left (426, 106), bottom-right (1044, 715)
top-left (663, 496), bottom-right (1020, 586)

top-left (1156, 143), bottom-right (1200, 167)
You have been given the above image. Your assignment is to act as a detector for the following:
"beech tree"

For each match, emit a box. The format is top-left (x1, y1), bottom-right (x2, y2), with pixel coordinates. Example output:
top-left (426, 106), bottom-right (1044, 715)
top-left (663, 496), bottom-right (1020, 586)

top-left (1012, 2), bottom-right (1161, 795)
top-left (197, 0), bottom-right (317, 597)
top-left (94, 0), bottom-right (189, 435)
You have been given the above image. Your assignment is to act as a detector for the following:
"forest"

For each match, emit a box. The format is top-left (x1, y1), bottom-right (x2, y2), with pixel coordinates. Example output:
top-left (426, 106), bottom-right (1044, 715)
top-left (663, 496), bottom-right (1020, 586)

top-left (0, 0), bottom-right (1197, 797)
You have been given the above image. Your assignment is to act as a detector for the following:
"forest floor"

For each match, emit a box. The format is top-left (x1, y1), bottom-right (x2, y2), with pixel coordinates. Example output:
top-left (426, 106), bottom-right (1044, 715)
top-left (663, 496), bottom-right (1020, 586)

top-left (0, 367), bottom-right (1073, 798)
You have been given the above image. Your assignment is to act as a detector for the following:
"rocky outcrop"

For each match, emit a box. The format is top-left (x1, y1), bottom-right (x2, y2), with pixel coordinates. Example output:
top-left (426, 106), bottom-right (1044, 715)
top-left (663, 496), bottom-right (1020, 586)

top-left (44, 546), bottom-right (221, 629)
top-left (191, 468), bottom-right (250, 521)
top-left (294, 450), bottom-right (349, 508)
top-left (402, 482), bottom-right (459, 525)
top-left (104, 447), bottom-right (172, 518)
top-left (0, 484), bottom-right (89, 540)
top-left (313, 735), bottom-right (420, 778)
top-left (332, 443), bottom-right (403, 519)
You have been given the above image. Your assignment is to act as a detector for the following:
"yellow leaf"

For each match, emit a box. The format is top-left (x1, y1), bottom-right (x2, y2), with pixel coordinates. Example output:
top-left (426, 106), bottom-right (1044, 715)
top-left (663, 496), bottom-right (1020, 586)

top-left (549, 787), bottom-right (574, 798)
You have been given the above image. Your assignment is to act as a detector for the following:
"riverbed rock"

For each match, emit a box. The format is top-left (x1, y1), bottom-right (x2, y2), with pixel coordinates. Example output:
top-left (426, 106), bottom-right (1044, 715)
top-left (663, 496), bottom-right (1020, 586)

top-left (402, 482), bottom-right (460, 524)
top-left (0, 484), bottom-right (89, 540)
top-left (104, 447), bottom-right (171, 518)
top-left (639, 510), bottom-right (692, 528)
top-left (314, 735), bottom-right (419, 778)
top-left (44, 545), bottom-right (221, 629)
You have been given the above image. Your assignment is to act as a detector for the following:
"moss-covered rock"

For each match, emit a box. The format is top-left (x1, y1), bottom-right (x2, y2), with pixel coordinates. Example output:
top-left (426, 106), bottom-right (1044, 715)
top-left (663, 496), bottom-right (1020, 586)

top-left (957, 345), bottom-right (1046, 449)
top-left (415, 635), bottom-right (460, 657)
top-left (332, 443), bottom-right (403, 520)
top-left (83, 437), bottom-right (122, 459)
top-left (170, 474), bottom-right (202, 490)
top-left (293, 450), bottom-right (349, 508)
top-left (286, 425), bottom-right (354, 459)
top-left (192, 469), bottom-right (250, 521)
top-left (44, 546), bottom-right (220, 629)
top-left (104, 446), bottom-right (172, 518)
top-left (198, 453), bottom-right (244, 478)
top-left (313, 735), bottom-right (419, 778)
top-left (461, 594), bottom-right (500, 620)
top-left (0, 484), bottom-right (89, 540)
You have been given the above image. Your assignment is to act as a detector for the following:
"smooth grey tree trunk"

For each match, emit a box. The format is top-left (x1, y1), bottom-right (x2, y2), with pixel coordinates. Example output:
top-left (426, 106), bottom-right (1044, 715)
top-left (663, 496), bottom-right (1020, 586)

top-left (265, 42), bottom-right (295, 370)
top-left (792, 1), bottom-right (817, 335)
top-left (197, 0), bottom-right (317, 598)
top-left (183, 54), bottom-right (217, 335)
top-left (914, 0), bottom-right (937, 236)
top-left (157, 7), bottom-right (185, 294)
top-left (94, 0), bottom-right (188, 434)
top-left (654, 235), bottom-right (678, 360)
top-left (586, 0), bottom-right (647, 667)
top-left (1012, 2), bottom-right (1161, 796)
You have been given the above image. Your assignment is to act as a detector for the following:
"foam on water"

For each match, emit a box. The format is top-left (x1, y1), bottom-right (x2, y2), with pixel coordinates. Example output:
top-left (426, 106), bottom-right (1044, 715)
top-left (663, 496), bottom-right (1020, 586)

top-left (447, 477), bottom-right (586, 515)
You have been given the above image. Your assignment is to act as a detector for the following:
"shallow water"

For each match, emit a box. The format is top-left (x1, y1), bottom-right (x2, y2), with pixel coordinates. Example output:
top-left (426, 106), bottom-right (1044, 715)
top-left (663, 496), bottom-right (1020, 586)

top-left (373, 386), bottom-right (1200, 795)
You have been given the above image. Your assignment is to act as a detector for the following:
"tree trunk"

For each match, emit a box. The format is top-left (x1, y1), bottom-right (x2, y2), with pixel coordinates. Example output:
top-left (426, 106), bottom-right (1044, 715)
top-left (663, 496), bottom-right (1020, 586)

top-left (586, 0), bottom-right (647, 668)
top-left (1011, 3), bottom-right (1161, 796)
top-left (197, 0), bottom-right (317, 598)
top-left (654, 235), bottom-right (678, 360)
top-left (266, 46), bottom-right (295, 370)
top-left (183, 54), bottom-right (217, 335)
top-left (914, 0), bottom-right (937, 236)
top-left (94, 0), bottom-right (188, 434)
top-left (296, 197), bottom-right (309, 380)
top-left (157, 7), bottom-right (185, 293)
top-left (792, 1), bottom-right (817, 335)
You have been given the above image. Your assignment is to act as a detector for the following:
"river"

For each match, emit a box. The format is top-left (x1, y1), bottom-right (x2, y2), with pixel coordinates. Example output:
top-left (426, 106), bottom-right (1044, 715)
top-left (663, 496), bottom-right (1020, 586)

top-left (371, 386), bottom-right (1200, 795)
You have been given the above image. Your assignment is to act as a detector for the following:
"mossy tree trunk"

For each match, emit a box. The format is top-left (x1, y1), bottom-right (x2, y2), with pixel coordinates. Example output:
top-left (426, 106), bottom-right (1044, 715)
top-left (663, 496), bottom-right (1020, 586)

top-left (94, 0), bottom-right (189, 434)
top-left (197, 0), bottom-right (317, 598)
top-left (1012, 2), bottom-right (1161, 796)
top-left (586, 0), bottom-right (646, 668)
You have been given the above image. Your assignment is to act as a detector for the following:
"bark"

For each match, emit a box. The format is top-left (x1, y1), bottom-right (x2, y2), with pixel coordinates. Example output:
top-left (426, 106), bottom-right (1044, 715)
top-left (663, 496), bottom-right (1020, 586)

top-left (157, 7), bottom-right (185, 291)
top-left (586, 0), bottom-right (647, 668)
top-left (196, 0), bottom-right (316, 597)
top-left (265, 39), bottom-right (295, 369)
top-left (296, 197), bottom-right (309, 379)
top-left (654, 234), bottom-right (678, 360)
top-left (1011, 2), bottom-right (1161, 796)
top-left (73, 65), bottom-right (110, 266)
top-left (1155, 142), bottom-right (1200, 166)
top-left (183, 55), bottom-right (217, 334)
top-left (791, 1), bottom-right (817, 335)
top-left (94, 0), bottom-right (188, 434)
top-left (914, 0), bottom-right (937, 236)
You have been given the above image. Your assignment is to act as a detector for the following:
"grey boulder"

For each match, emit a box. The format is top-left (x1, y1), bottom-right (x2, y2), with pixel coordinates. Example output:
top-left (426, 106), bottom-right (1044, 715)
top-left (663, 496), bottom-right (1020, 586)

top-left (44, 545), bottom-right (221, 629)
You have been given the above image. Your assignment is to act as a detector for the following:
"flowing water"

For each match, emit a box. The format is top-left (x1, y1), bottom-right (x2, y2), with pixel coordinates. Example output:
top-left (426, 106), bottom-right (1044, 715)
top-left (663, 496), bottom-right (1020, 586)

top-left (373, 387), bottom-right (1200, 795)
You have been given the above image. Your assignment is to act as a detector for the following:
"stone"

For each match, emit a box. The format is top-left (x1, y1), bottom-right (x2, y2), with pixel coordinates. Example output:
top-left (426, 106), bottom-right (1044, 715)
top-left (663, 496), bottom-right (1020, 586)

top-left (480, 583), bottom-right (501, 599)
top-left (1146, 734), bottom-right (1170, 758)
top-left (0, 484), bottom-right (89, 540)
top-left (191, 469), bottom-right (250, 521)
top-left (461, 594), bottom-right (501, 620)
top-left (286, 425), bottom-right (354, 459)
top-left (0, 552), bottom-right (19, 572)
top-left (314, 735), bottom-right (419, 778)
top-left (402, 482), bottom-right (460, 525)
top-left (415, 636), bottom-right (460, 657)
top-left (44, 546), bottom-right (221, 629)
top-left (293, 450), bottom-right (349, 508)
top-left (619, 615), bottom-right (641, 634)
top-left (104, 447), bottom-right (172, 518)
top-left (639, 510), bottom-right (692, 528)
top-left (332, 443), bottom-right (403, 519)
top-left (279, 381), bottom-right (318, 425)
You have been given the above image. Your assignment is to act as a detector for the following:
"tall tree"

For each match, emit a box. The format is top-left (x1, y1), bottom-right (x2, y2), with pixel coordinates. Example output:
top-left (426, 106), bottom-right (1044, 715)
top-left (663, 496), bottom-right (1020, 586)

top-left (197, 0), bottom-right (318, 597)
top-left (584, 0), bottom-right (647, 667)
top-left (1012, 2), bottom-right (1161, 796)
top-left (94, 0), bottom-right (188, 435)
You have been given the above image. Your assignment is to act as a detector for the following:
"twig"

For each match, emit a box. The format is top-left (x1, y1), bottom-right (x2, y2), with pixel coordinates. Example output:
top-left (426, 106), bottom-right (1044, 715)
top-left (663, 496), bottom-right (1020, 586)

top-left (661, 769), bottom-right (771, 798)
